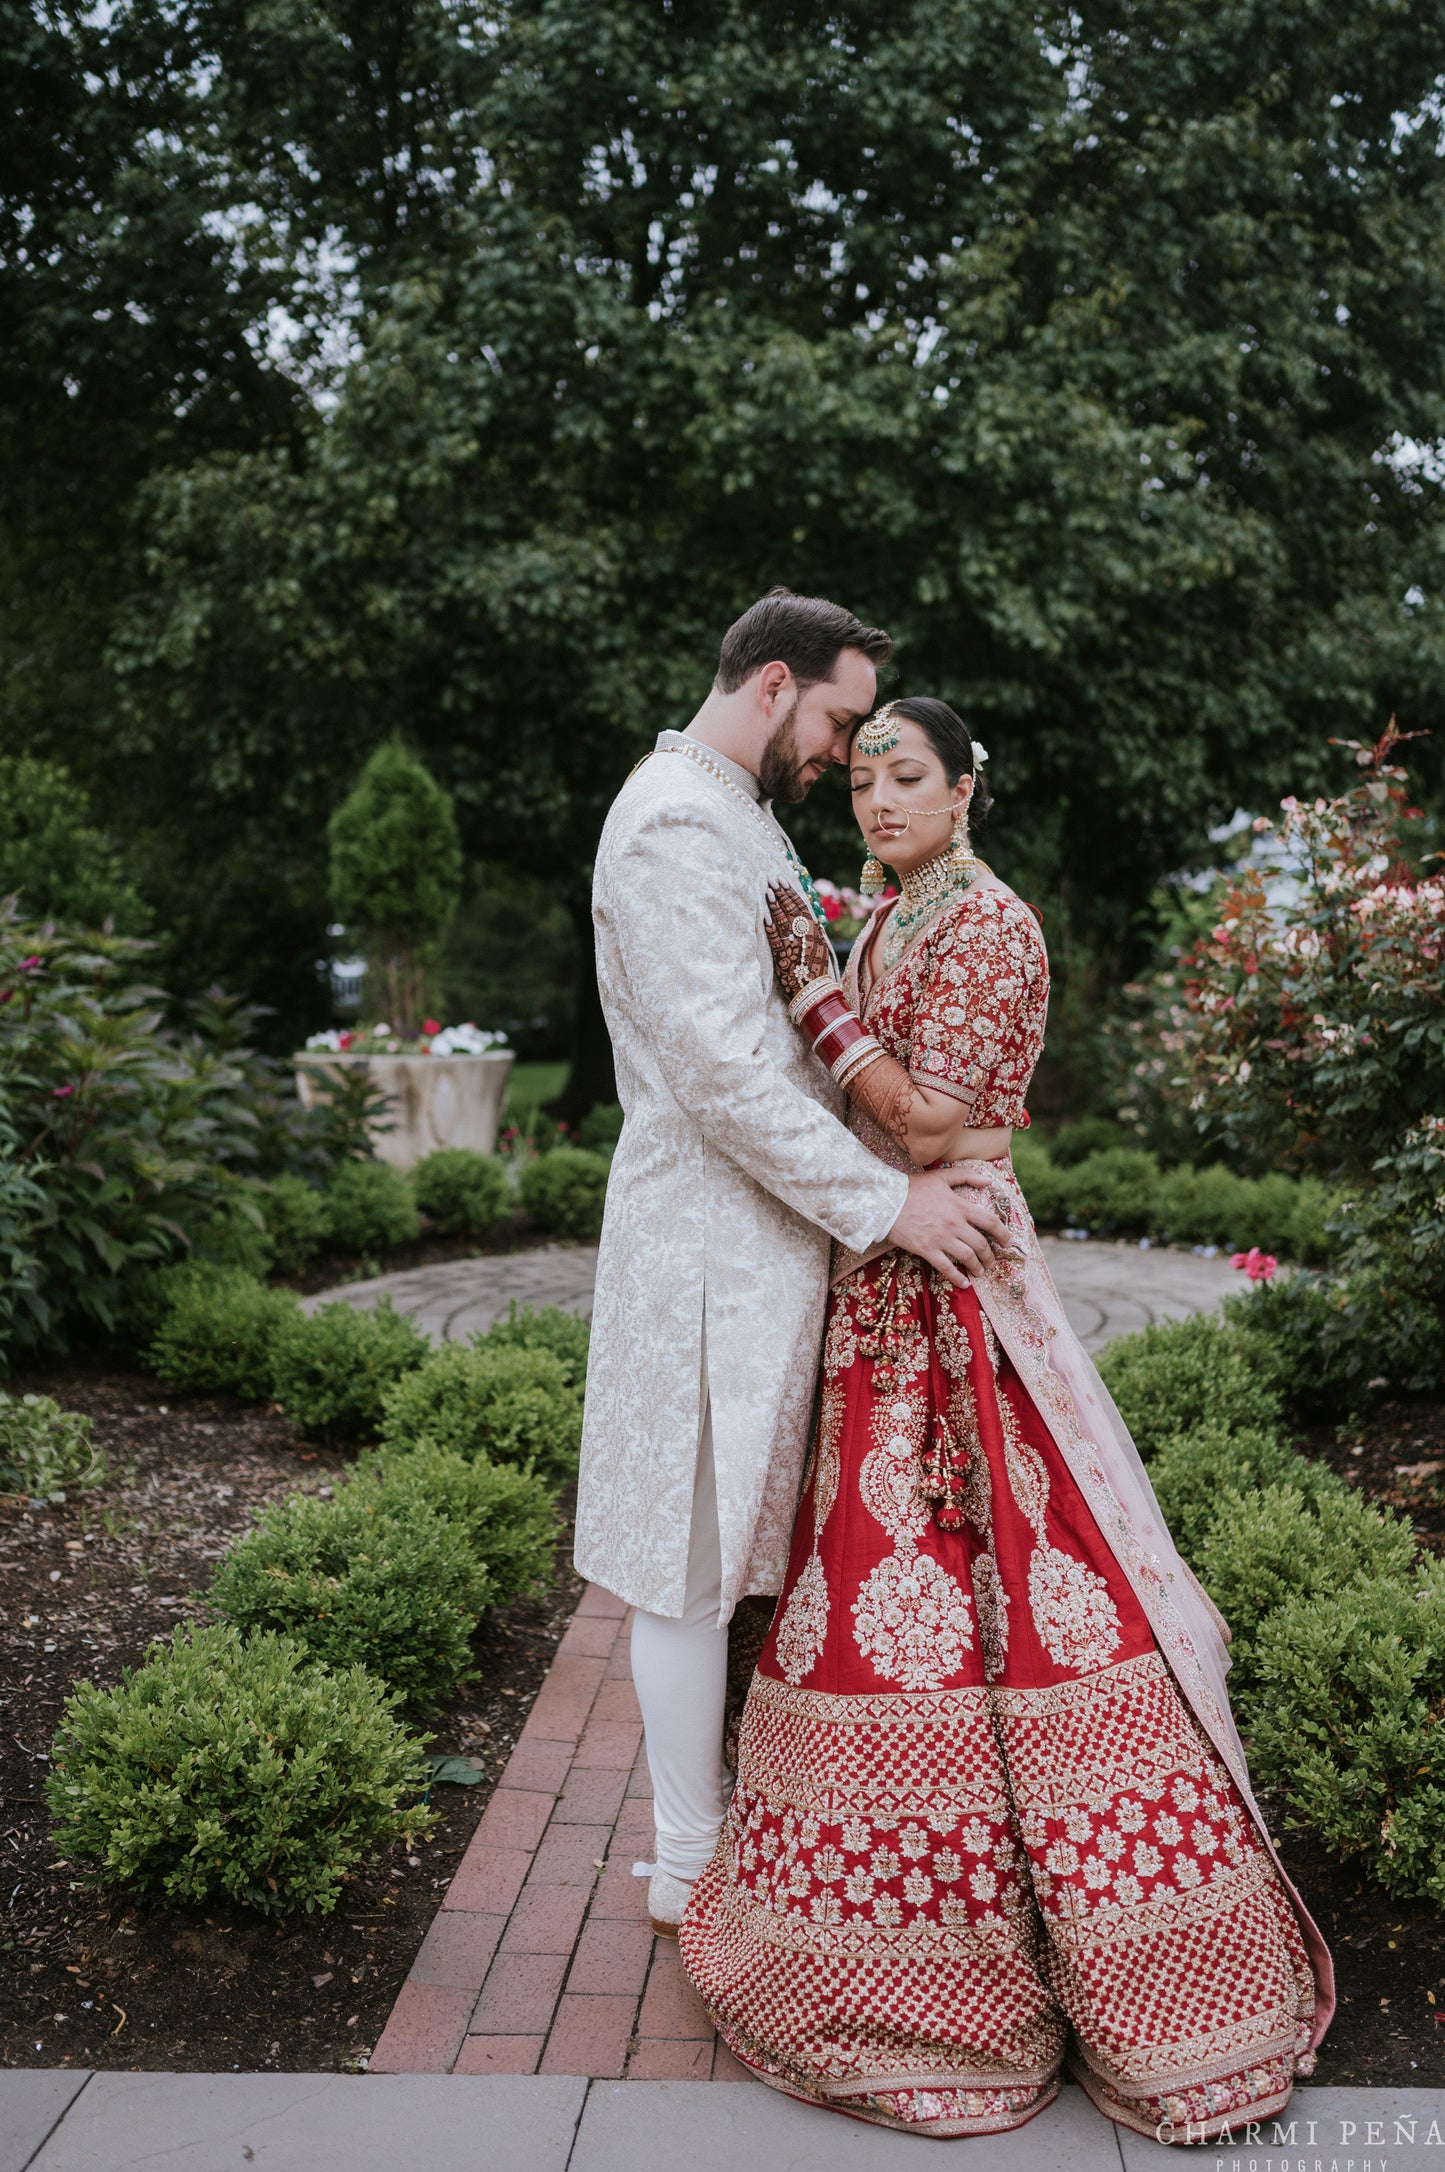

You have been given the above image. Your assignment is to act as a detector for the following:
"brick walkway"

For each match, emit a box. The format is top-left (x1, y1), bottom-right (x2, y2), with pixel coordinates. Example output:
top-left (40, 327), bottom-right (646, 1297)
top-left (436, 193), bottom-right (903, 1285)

top-left (370, 1586), bottom-right (743, 2082)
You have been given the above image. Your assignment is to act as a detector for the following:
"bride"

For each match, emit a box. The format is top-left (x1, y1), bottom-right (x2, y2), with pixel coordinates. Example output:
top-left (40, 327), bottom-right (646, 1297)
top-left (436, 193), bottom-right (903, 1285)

top-left (678, 696), bottom-right (1331, 2142)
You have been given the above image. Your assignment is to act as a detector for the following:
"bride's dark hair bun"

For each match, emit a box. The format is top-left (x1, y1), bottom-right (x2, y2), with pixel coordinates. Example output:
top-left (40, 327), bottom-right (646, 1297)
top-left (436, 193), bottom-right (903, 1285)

top-left (890, 697), bottom-right (994, 826)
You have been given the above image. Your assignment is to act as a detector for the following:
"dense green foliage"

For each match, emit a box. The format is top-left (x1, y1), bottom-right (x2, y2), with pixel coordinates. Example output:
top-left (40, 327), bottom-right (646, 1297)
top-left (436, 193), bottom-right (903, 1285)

top-left (519, 1149), bottom-right (609, 1240)
top-left (261, 1174), bottom-right (331, 1276)
top-left (321, 1161), bottom-right (420, 1254)
top-left (1012, 1134), bottom-right (1336, 1258)
top-left (412, 1149), bottom-right (510, 1237)
top-left (209, 1483), bottom-right (491, 1706)
top-left (474, 1302), bottom-right (591, 1393)
top-left (363, 1444), bottom-right (558, 1607)
top-left (1249, 1564), bottom-right (1445, 1906)
top-left (148, 1266), bottom-right (298, 1401)
top-left (270, 1297), bottom-right (429, 1440)
top-left (6, 0), bottom-right (1443, 1073)
top-left (0, 1389), bottom-right (105, 1502)
top-left (1103, 1306), bottom-right (1443, 1901)
top-left (0, 907), bottom-right (271, 1362)
top-left (0, 756), bottom-right (148, 934)
top-left (47, 1625), bottom-right (431, 1916)
top-left (1095, 1314), bottom-right (1283, 1458)
top-left (380, 1343), bottom-right (582, 1482)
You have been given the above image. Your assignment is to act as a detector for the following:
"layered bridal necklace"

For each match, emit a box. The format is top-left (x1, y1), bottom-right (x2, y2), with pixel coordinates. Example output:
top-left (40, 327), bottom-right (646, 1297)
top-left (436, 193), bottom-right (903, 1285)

top-left (876, 837), bottom-right (981, 977)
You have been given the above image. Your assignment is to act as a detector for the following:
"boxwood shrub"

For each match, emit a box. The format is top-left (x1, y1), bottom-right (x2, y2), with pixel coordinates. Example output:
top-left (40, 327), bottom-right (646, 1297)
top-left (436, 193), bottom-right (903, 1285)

top-left (1196, 1481), bottom-right (1417, 1699)
top-left (1248, 1561), bottom-right (1445, 1904)
top-left (270, 1296), bottom-right (428, 1440)
top-left (209, 1482), bottom-right (491, 1707)
top-left (519, 1147), bottom-right (609, 1239)
top-left (148, 1267), bottom-right (299, 1401)
top-left (379, 1343), bottom-right (582, 1482)
top-left (47, 1623), bottom-right (431, 1917)
top-left (362, 1443), bottom-right (558, 1604)
top-left (1147, 1420), bottom-right (1344, 1562)
top-left (262, 1175), bottom-right (331, 1275)
top-left (1057, 1147), bottom-right (1161, 1234)
top-left (413, 1148), bottom-right (510, 1237)
top-left (474, 1302), bottom-right (591, 1392)
top-left (1096, 1313), bottom-right (1283, 1459)
top-left (322, 1160), bottom-right (420, 1253)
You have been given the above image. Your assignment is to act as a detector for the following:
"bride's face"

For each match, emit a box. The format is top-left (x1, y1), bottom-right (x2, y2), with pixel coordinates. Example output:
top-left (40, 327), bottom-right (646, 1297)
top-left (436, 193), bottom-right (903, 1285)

top-left (849, 717), bottom-right (972, 879)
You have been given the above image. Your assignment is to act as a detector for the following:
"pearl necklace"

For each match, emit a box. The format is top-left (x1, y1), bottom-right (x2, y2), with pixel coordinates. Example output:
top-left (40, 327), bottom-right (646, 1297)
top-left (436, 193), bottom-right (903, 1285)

top-left (878, 846), bottom-right (978, 974)
top-left (657, 739), bottom-right (828, 928)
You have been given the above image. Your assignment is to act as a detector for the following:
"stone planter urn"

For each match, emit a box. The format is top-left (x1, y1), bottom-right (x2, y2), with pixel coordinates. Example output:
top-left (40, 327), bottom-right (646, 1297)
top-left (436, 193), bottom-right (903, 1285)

top-left (295, 1052), bottom-right (515, 1172)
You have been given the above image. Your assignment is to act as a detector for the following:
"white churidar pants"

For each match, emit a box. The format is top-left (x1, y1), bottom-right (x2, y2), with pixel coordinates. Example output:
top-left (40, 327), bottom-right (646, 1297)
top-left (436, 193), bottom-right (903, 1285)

top-left (628, 1366), bottom-right (729, 1884)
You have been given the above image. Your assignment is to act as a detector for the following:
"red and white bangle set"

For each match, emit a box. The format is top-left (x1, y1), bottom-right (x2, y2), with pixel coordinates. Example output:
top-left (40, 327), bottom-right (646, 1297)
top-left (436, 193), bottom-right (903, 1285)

top-left (787, 978), bottom-right (885, 1090)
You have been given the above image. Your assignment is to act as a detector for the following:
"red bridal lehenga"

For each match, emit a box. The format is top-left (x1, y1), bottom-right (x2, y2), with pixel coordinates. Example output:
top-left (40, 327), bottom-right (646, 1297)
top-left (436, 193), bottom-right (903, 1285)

top-left (679, 885), bottom-right (1332, 2142)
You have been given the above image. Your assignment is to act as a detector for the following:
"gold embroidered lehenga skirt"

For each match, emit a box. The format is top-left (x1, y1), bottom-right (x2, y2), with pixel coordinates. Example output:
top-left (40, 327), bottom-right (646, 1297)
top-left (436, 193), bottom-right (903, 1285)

top-left (678, 1254), bottom-right (1318, 2140)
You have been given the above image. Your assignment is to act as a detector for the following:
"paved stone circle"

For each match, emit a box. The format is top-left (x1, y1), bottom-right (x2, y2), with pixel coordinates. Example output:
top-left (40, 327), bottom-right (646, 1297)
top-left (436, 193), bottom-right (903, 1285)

top-left (308, 1235), bottom-right (1240, 1354)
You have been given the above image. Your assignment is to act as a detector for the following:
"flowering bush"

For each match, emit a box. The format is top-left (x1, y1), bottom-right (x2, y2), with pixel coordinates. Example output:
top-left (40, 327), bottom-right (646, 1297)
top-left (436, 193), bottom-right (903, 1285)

top-left (1176, 723), bottom-right (1442, 1183)
top-left (1111, 725), bottom-right (1443, 1396)
top-left (814, 879), bottom-right (893, 940)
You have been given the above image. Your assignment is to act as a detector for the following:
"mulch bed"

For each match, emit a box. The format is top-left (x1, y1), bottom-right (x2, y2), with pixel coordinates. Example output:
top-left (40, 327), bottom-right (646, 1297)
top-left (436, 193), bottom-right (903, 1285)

top-left (0, 1361), bottom-right (581, 2075)
top-left (1, 1363), bottom-right (1442, 2083)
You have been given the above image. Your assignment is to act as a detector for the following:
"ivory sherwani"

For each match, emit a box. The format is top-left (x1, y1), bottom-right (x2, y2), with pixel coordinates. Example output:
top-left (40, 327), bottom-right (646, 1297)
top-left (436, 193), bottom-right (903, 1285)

top-left (576, 732), bottom-right (908, 1622)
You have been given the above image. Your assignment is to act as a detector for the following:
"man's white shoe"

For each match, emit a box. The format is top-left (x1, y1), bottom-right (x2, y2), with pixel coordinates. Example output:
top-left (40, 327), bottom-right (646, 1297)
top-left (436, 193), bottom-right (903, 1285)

top-left (647, 1869), bottom-right (695, 1938)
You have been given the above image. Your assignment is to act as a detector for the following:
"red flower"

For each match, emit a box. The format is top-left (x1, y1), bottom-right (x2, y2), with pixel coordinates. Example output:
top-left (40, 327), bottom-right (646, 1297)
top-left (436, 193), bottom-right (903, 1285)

top-left (52, 1084), bottom-right (75, 1100)
top-left (821, 896), bottom-right (842, 923)
top-left (1230, 1247), bottom-right (1277, 1282)
top-left (338, 1031), bottom-right (354, 1051)
top-left (423, 1018), bottom-right (442, 1036)
top-left (19, 955), bottom-right (40, 974)
top-left (0, 989), bottom-right (12, 1005)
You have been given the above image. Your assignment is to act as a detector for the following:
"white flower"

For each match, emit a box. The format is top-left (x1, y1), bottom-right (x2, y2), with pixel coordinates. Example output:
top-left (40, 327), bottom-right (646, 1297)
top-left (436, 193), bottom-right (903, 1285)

top-left (304, 1029), bottom-right (345, 1051)
top-left (971, 740), bottom-right (989, 765)
top-left (429, 1022), bottom-right (508, 1056)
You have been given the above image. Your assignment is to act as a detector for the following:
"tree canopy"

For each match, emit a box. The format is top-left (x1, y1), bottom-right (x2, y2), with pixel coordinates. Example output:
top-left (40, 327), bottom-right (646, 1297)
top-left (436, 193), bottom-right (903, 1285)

top-left (5, 0), bottom-right (1443, 1087)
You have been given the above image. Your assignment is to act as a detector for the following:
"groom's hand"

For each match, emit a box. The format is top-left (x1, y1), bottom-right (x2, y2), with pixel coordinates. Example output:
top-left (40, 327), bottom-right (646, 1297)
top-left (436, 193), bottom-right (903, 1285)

top-left (888, 1166), bottom-right (1013, 1285)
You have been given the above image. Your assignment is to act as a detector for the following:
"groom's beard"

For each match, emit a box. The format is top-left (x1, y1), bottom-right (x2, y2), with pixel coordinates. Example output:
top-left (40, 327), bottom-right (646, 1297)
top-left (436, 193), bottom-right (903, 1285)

top-left (758, 697), bottom-right (812, 804)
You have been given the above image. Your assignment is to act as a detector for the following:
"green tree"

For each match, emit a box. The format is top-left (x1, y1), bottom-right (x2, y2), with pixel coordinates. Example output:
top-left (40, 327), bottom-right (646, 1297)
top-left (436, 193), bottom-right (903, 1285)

top-left (10, 0), bottom-right (1445, 1106)
top-left (329, 739), bottom-right (463, 1032)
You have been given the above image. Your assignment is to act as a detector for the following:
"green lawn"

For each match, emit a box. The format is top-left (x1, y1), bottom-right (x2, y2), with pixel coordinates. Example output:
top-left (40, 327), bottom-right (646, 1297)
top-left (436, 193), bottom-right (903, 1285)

top-left (504, 1061), bottom-right (568, 1128)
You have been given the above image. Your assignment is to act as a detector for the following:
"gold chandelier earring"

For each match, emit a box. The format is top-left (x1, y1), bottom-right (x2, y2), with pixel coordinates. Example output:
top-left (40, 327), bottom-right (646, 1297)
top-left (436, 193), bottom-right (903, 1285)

top-left (947, 806), bottom-right (975, 877)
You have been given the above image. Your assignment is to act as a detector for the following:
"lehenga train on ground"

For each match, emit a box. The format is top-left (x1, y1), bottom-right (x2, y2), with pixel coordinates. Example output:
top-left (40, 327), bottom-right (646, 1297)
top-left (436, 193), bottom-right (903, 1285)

top-left (679, 884), bottom-right (1331, 2142)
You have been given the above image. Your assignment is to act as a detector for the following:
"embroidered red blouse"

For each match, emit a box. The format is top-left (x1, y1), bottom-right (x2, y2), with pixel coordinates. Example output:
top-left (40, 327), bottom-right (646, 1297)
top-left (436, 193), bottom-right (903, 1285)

top-left (855, 886), bottom-right (1049, 1130)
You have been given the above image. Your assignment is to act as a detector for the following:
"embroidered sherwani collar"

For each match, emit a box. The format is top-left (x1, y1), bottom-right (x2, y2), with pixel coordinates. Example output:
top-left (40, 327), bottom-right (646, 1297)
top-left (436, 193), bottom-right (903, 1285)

top-left (656, 729), bottom-right (767, 808)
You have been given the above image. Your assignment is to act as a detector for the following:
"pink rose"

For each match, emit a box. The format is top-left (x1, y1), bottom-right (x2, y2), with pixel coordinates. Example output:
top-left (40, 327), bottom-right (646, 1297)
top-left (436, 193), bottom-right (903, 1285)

top-left (1231, 1247), bottom-right (1276, 1281)
top-left (423, 1019), bottom-right (441, 1036)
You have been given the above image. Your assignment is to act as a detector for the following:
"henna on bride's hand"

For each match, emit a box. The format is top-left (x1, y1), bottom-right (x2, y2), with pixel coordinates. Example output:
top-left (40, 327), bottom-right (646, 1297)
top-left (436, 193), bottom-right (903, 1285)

top-left (764, 882), bottom-right (833, 995)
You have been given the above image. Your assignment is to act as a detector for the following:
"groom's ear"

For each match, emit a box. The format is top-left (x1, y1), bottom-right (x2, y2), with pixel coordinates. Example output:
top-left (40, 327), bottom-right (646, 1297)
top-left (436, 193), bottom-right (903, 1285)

top-left (755, 661), bottom-right (793, 712)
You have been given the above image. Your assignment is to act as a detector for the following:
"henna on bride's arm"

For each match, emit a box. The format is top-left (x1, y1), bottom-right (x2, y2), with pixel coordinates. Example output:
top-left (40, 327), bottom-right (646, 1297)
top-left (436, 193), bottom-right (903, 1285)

top-left (847, 1050), bottom-right (917, 1149)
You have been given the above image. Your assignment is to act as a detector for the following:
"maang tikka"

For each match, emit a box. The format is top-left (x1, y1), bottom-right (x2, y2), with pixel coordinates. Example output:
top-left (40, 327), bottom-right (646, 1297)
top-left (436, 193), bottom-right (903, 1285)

top-left (857, 703), bottom-right (901, 892)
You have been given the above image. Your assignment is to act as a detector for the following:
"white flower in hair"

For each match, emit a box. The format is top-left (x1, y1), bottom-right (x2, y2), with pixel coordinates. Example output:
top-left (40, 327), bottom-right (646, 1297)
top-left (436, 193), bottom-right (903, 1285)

top-left (971, 741), bottom-right (989, 766)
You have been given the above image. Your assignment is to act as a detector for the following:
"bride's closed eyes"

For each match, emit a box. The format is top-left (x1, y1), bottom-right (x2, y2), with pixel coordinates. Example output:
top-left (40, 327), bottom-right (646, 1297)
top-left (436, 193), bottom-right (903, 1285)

top-left (851, 773), bottom-right (927, 791)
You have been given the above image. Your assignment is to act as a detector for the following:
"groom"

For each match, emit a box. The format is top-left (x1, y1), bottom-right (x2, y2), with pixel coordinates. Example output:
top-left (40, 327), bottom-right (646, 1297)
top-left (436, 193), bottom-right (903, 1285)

top-left (575, 588), bottom-right (1009, 1932)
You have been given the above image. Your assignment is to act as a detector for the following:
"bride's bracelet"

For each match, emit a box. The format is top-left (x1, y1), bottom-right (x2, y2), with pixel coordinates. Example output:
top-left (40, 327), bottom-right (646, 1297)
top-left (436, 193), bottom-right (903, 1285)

top-left (787, 977), bottom-right (885, 1088)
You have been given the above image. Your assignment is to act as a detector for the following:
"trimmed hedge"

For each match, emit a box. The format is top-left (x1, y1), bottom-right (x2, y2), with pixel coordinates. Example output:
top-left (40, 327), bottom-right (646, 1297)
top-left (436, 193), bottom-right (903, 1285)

top-left (474, 1302), bottom-right (591, 1392)
top-left (519, 1147), bottom-right (609, 1239)
top-left (148, 1266), bottom-right (299, 1401)
top-left (363, 1443), bottom-right (558, 1604)
top-left (1249, 1562), bottom-right (1445, 1905)
top-left (209, 1481), bottom-right (491, 1707)
top-left (1013, 1136), bottom-right (1338, 1262)
top-left (379, 1342), bottom-right (582, 1482)
top-left (271, 1296), bottom-right (429, 1440)
top-left (262, 1175), bottom-right (331, 1275)
top-left (413, 1149), bottom-right (511, 1237)
top-left (47, 1623), bottom-right (430, 1916)
top-left (1096, 1313), bottom-right (1284, 1459)
top-left (321, 1160), bottom-right (420, 1253)
top-left (1104, 1303), bottom-right (1440, 1904)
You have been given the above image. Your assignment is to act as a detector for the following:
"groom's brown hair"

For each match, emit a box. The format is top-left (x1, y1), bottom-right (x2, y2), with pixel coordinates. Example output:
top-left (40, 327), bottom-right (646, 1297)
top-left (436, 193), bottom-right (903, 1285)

top-left (714, 586), bottom-right (892, 694)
